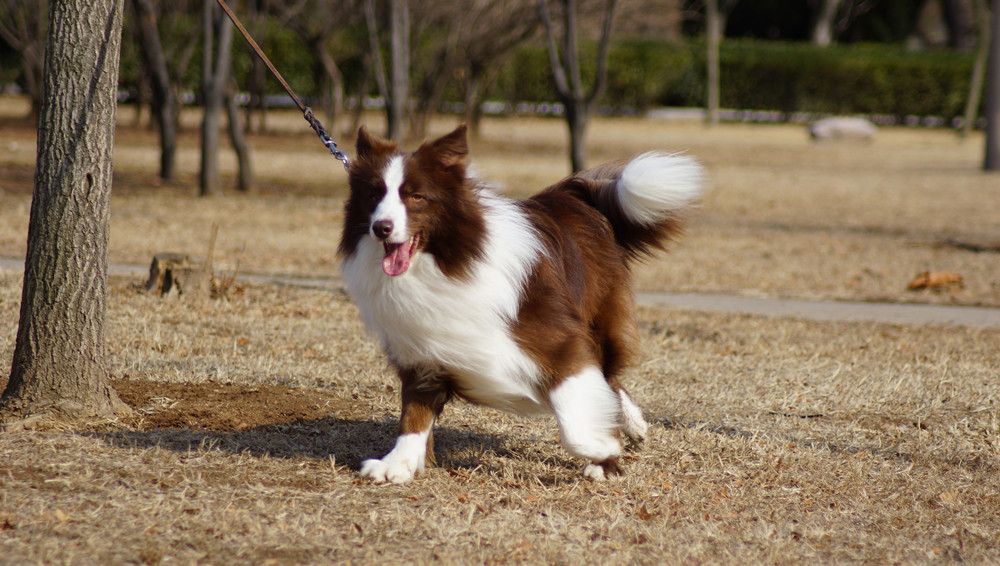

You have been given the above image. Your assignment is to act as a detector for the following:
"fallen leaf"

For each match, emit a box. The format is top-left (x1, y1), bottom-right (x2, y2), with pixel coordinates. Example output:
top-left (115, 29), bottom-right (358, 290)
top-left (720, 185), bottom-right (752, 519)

top-left (637, 504), bottom-right (658, 521)
top-left (907, 271), bottom-right (964, 291)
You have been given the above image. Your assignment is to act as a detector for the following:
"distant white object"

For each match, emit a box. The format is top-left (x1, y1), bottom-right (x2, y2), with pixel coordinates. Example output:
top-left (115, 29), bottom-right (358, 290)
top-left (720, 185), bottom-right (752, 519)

top-left (809, 116), bottom-right (877, 141)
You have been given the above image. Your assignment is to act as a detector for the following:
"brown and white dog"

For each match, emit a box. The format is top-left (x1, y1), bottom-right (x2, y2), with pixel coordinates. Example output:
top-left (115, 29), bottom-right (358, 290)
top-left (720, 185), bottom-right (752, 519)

top-left (339, 125), bottom-right (702, 483)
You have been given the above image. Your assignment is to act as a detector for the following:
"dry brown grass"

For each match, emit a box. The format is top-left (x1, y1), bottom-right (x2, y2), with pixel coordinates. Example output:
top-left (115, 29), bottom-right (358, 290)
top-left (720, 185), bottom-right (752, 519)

top-left (1, 271), bottom-right (998, 564)
top-left (1, 94), bottom-right (998, 561)
top-left (2, 94), bottom-right (1000, 305)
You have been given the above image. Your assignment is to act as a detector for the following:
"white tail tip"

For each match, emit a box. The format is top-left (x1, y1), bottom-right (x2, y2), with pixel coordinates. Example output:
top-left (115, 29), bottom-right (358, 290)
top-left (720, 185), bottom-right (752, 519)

top-left (617, 152), bottom-right (703, 225)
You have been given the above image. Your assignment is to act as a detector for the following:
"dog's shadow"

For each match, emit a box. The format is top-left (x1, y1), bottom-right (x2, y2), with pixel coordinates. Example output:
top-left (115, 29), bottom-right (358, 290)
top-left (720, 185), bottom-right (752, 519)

top-left (96, 417), bottom-right (514, 471)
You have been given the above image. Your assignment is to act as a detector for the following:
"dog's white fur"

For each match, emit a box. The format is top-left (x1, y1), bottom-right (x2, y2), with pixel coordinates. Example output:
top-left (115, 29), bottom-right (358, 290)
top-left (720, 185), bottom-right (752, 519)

top-left (346, 153), bottom-right (703, 482)
top-left (370, 156), bottom-right (408, 243)
top-left (618, 153), bottom-right (702, 226)
top-left (344, 188), bottom-right (548, 416)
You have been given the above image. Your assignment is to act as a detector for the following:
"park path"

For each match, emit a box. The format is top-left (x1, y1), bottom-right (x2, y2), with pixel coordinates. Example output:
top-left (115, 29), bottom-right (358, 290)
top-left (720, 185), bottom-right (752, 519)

top-left (1, 256), bottom-right (998, 329)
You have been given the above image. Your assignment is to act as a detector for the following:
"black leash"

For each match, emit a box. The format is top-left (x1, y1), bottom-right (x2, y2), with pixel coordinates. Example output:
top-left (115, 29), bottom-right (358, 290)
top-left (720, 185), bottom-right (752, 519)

top-left (216, 0), bottom-right (351, 171)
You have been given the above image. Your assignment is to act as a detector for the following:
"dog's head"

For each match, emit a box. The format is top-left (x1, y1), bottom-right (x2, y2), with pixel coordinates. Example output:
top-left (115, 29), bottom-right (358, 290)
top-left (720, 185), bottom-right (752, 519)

top-left (339, 125), bottom-right (485, 279)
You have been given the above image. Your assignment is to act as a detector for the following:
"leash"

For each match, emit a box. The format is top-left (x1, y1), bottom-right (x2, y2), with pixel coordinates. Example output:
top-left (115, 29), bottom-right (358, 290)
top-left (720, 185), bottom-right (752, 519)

top-left (215, 0), bottom-right (351, 171)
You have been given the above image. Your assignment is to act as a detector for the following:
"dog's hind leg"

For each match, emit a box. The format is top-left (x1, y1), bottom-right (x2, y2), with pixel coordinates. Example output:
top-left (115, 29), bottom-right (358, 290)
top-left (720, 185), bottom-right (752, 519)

top-left (548, 365), bottom-right (623, 480)
top-left (360, 367), bottom-right (452, 484)
top-left (594, 289), bottom-right (649, 448)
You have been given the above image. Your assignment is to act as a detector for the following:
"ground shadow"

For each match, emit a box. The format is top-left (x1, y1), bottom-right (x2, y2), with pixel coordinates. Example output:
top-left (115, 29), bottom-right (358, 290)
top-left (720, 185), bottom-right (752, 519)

top-left (96, 417), bottom-right (514, 471)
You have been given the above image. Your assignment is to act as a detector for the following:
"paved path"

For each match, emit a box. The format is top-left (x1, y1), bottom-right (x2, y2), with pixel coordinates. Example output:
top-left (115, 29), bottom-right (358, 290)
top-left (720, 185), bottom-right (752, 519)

top-left (2, 257), bottom-right (998, 329)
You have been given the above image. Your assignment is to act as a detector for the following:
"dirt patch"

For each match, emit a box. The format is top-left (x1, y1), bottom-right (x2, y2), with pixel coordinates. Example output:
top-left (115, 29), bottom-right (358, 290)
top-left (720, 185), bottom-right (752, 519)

top-left (113, 378), bottom-right (350, 431)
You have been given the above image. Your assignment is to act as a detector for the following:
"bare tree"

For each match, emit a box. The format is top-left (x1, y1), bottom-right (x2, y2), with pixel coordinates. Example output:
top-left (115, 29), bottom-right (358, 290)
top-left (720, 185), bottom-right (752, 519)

top-left (705, 0), bottom-right (737, 126)
top-left (811, 0), bottom-right (842, 46)
top-left (388, 0), bottom-right (409, 141)
top-left (132, 0), bottom-right (177, 181)
top-left (0, 0), bottom-right (46, 118)
top-left (199, 0), bottom-right (233, 196)
top-left (2, 0), bottom-right (130, 421)
top-left (462, 1), bottom-right (540, 136)
top-left (226, 81), bottom-right (254, 192)
top-left (984, 0), bottom-right (1000, 170)
top-left (962, 0), bottom-right (991, 139)
top-left (405, 0), bottom-right (539, 139)
top-left (539, 0), bottom-right (617, 173)
top-left (943, 0), bottom-right (977, 51)
top-left (273, 0), bottom-right (361, 135)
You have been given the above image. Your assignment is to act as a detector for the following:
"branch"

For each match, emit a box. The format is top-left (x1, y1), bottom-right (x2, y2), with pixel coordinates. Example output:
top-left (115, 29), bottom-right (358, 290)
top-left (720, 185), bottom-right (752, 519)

top-left (587, 0), bottom-right (617, 104)
top-left (538, 0), bottom-right (571, 99)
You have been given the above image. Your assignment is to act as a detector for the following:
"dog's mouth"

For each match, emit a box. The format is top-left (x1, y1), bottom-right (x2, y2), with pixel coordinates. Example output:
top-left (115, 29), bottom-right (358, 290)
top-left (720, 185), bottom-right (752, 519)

top-left (382, 232), bottom-right (422, 277)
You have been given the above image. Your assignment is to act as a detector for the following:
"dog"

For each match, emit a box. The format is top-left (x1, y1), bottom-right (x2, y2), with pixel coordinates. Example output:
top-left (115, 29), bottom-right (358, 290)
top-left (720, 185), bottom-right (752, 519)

top-left (339, 124), bottom-right (702, 483)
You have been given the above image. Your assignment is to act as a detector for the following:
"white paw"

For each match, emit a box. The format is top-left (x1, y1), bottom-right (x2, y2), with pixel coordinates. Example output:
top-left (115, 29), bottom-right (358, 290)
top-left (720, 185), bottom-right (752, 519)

top-left (620, 390), bottom-right (649, 445)
top-left (583, 463), bottom-right (606, 481)
top-left (359, 456), bottom-right (419, 484)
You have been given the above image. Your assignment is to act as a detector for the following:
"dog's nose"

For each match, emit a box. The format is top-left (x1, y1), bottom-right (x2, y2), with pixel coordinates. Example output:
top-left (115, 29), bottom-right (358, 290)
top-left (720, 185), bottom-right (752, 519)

top-left (372, 219), bottom-right (394, 240)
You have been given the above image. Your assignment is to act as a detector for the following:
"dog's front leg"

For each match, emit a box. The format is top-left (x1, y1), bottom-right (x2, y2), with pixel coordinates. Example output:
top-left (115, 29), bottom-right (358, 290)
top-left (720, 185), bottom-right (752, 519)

top-left (360, 367), bottom-right (452, 484)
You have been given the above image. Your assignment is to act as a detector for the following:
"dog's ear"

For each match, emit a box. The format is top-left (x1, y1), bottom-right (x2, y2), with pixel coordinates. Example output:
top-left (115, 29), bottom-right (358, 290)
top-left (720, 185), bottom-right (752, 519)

top-left (417, 124), bottom-right (468, 168)
top-left (356, 126), bottom-right (395, 160)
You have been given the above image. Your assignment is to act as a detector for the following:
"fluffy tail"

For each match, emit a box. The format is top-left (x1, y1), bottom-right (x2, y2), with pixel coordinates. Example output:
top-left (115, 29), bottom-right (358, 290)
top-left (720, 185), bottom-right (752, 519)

top-left (577, 152), bottom-right (703, 259)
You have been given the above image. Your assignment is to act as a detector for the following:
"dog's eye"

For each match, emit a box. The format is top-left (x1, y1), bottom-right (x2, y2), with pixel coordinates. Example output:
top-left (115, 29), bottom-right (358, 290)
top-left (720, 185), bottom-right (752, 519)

top-left (408, 193), bottom-right (426, 202)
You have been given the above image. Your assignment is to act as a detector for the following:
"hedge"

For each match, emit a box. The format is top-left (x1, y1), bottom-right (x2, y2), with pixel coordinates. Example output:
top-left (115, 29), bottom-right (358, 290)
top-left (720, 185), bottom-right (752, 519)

top-left (108, 22), bottom-right (977, 121)
top-left (490, 39), bottom-right (976, 119)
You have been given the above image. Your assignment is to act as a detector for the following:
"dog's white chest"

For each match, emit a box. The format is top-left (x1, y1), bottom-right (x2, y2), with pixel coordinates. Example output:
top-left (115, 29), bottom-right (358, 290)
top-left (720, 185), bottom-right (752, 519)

top-left (342, 193), bottom-right (548, 415)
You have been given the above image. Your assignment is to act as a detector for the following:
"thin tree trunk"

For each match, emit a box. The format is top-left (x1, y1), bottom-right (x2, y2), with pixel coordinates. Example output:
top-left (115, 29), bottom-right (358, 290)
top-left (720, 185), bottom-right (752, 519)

top-left (705, 0), bottom-right (720, 126)
top-left (2, 0), bottom-right (130, 421)
top-left (984, 0), bottom-right (1000, 170)
top-left (387, 0), bottom-right (410, 141)
top-left (226, 84), bottom-right (254, 193)
top-left (316, 42), bottom-right (345, 133)
top-left (539, 0), bottom-right (616, 172)
top-left (200, 0), bottom-right (233, 197)
top-left (349, 52), bottom-right (374, 136)
top-left (962, 0), bottom-right (991, 139)
top-left (133, 0), bottom-right (176, 181)
top-left (812, 0), bottom-right (842, 47)
top-left (363, 0), bottom-right (390, 107)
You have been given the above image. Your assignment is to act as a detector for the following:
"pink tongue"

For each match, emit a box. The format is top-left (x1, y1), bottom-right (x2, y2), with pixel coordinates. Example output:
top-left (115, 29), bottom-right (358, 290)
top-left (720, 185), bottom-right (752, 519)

top-left (382, 240), bottom-right (413, 276)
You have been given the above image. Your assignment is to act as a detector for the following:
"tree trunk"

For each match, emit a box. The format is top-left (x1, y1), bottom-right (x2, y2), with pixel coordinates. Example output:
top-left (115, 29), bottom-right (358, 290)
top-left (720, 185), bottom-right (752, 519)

top-left (944, 0), bottom-right (977, 51)
top-left (539, 0), bottom-right (616, 173)
top-left (812, 0), bottom-right (842, 47)
top-left (316, 42), bottom-right (345, 133)
top-left (387, 0), bottom-right (410, 141)
top-left (705, 0), bottom-right (721, 125)
top-left (226, 83), bottom-right (254, 193)
top-left (566, 100), bottom-right (588, 173)
top-left (200, 0), bottom-right (233, 197)
top-left (962, 0), bottom-right (991, 139)
top-left (349, 52), bottom-right (375, 136)
top-left (133, 0), bottom-right (176, 181)
top-left (2, 0), bottom-right (129, 421)
top-left (984, 0), bottom-right (1000, 170)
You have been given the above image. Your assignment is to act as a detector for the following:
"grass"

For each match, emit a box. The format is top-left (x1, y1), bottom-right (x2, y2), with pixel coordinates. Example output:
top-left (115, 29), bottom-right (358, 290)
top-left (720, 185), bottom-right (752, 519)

top-left (1, 95), bottom-right (999, 562)
top-left (0, 274), bottom-right (997, 563)
top-left (0, 95), bottom-right (998, 305)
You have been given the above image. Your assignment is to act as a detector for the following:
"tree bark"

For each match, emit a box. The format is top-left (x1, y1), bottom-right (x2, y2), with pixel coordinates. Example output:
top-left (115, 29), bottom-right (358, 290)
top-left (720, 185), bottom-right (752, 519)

top-left (200, 0), bottom-right (233, 197)
top-left (705, 0), bottom-right (721, 125)
top-left (2, 0), bottom-right (129, 421)
top-left (226, 83), bottom-right (254, 193)
top-left (984, 0), bottom-right (1000, 170)
top-left (387, 0), bottom-right (410, 141)
top-left (812, 0), bottom-right (842, 47)
top-left (132, 0), bottom-right (177, 182)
